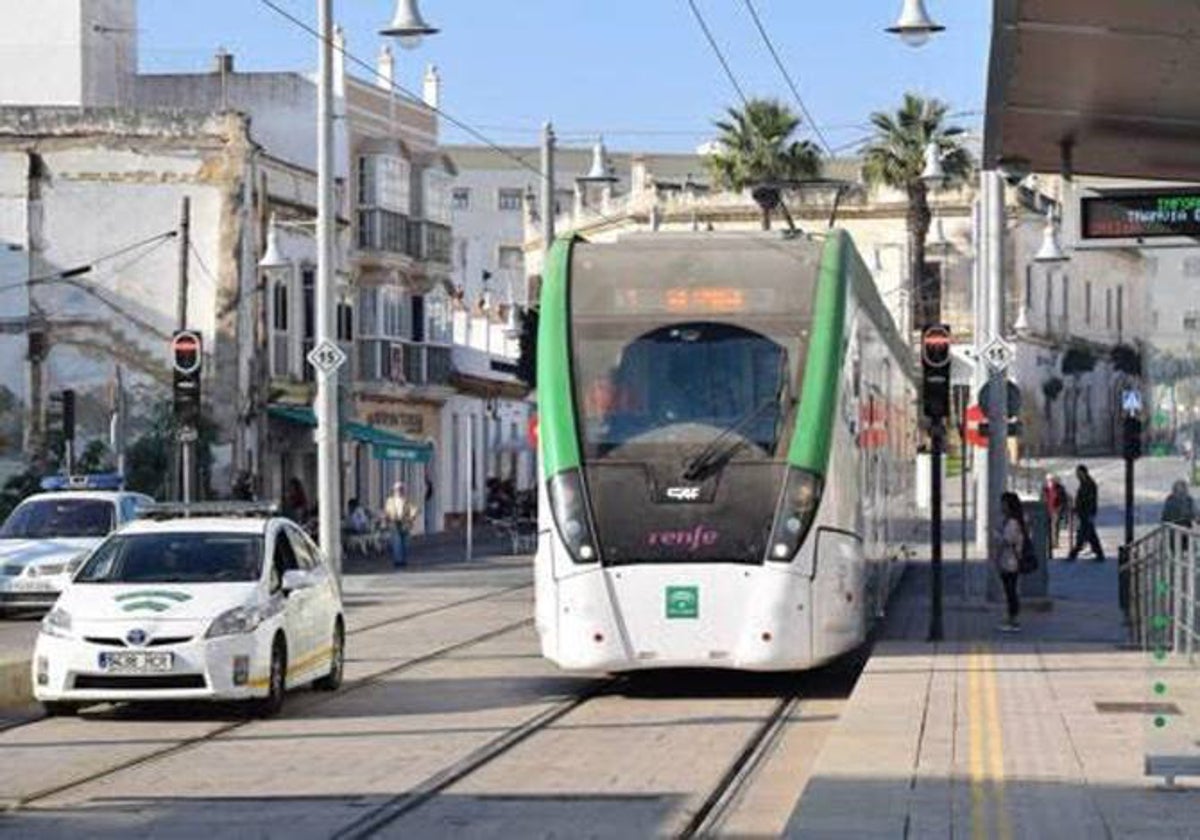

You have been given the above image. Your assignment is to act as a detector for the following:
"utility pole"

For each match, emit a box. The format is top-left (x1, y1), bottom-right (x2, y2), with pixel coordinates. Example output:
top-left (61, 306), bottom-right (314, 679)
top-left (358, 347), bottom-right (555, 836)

top-left (176, 196), bottom-right (195, 503)
top-left (541, 121), bottom-right (556, 262)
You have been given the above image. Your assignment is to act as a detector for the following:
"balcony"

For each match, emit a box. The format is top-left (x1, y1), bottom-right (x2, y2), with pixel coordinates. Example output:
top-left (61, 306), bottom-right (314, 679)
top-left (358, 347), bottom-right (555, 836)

top-left (357, 338), bottom-right (454, 392)
top-left (406, 220), bottom-right (453, 264)
top-left (356, 208), bottom-right (413, 263)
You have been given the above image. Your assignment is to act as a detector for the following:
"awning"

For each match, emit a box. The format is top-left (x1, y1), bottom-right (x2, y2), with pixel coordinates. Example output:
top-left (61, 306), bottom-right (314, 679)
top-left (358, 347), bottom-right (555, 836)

top-left (268, 404), bottom-right (433, 463)
top-left (985, 1), bottom-right (1200, 181)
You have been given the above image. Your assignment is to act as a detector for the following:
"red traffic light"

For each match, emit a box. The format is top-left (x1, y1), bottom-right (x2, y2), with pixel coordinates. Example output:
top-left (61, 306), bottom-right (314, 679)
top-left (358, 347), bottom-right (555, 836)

top-left (921, 324), bottom-right (952, 368)
top-left (171, 330), bottom-right (203, 376)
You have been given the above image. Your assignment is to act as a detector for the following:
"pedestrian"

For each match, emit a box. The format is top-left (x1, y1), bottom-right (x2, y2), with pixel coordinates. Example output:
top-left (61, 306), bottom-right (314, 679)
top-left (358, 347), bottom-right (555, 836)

top-left (284, 478), bottom-right (308, 524)
top-left (996, 491), bottom-right (1026, 632)
top-left (1161, 480), bottom-right (1196, 528)
top-left (383, 481), bottom-right (419, 568)
top-left (1066, 464), bottom-right (1106, 563)
top-left (346, 498), bottom-right (370, 534)
top-left (1042, 472), bottom-right (1065, 548)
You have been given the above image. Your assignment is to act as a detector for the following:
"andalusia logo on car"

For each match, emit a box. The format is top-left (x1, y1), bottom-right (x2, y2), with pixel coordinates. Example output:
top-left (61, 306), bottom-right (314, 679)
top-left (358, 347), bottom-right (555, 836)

top-left (114, 590), bottom-right (193, 613)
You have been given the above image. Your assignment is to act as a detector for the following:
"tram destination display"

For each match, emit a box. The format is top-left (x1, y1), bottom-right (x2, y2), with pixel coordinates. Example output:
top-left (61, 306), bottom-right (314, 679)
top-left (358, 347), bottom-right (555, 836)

top-left (1081, 191), bottom-right (1200, 240)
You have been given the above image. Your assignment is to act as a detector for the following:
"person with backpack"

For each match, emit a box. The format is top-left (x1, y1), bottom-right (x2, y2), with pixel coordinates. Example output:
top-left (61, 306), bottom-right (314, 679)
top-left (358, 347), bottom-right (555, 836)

top-left (996, 491), bottom-right (1031, 633)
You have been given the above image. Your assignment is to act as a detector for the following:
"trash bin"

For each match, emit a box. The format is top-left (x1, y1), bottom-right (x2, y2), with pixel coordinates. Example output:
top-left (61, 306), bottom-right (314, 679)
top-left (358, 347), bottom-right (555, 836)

top-left (987, 494), bottom-right (1050, 602)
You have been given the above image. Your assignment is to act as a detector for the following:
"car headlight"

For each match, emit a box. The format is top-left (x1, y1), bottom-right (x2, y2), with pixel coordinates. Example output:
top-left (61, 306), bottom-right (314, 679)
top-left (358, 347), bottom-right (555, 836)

top-left (41, 607), bottom-right (73, 639)
top-left (205, 605), bottom-right (265, 639)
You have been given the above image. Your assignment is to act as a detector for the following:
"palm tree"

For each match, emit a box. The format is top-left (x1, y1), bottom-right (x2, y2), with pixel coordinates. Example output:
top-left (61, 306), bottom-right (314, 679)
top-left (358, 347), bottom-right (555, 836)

top-left (706, 98), bottom-right (822, 230)
top-left (862, 93), bottom-right (972, 330)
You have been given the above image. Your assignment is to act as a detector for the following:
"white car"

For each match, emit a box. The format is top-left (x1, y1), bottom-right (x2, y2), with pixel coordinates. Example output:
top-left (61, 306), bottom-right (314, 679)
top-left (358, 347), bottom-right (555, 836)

top-left (33, 508), bottom-right (345, 717)
top-left (0, 480), bottom-right (153, 615)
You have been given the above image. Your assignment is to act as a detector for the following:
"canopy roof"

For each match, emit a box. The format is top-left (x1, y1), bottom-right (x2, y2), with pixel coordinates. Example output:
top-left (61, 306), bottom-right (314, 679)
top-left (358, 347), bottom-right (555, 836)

top-left (985, 0), bottom-right (1200, 181)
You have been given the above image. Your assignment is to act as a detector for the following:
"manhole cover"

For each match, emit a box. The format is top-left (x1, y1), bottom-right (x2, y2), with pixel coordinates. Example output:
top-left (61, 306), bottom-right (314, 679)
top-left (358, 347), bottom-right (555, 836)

top-left (1095, 702), bottom-right (1182, 716)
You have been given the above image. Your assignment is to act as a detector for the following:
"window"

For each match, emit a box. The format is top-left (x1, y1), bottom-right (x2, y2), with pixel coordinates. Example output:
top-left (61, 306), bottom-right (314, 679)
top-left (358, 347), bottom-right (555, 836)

top-left (451, 187), bottom-right (470, 211)
top-left (426, 291), bottom-right (452, 344)
top-left (1084, 386), bottom-right (1093, 423)
top-left (359, 288), bottom-right (379, 336)
top-left (1024, 265), bottom-right (1033, 307)
top-left (358, 154), bottom-right (411, 214)
top-left (1105, 288), bottom-right (1113, 329)
top-left (1185, 312), bottom-right (1200, 332)
top-left (380, 287), bottom-right (410, 339)
top-left (1117, 286), bottom-right (1123, 334)
top-left (498, 188), bottom-right (523, 211)
top-left (457, 239), bottom-right (468, 270)
top-left (286, 526), bottom-right (319, 571)
top-left (424, 169), bottom-right (452, 225)
top-left (302, 268), bottom-right (316, 382)
top-left (273, 280), bottom-right (289, 332)
top-left (270, 530), bottom-right (299, 592)
top-left (337, 302), bottom-right (354, 342)
top-left (1084, 281), bottom-right (1091, 325)
top-left (1061, 274), bottom-right (1069, 320)
top-left (498, 245), bottom-right (524, 272)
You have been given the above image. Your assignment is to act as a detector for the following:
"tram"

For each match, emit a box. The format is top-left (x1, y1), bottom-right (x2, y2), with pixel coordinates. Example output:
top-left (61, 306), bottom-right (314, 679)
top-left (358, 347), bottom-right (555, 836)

top-left (534, 230), bottom-right (920, 671)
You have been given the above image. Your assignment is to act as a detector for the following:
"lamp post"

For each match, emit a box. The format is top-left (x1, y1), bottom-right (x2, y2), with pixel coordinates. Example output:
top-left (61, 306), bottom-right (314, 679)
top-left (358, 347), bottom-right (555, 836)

top-left (310, 0), bottom-right (436, 581)
top-left (887, 0), bottom-right (945, 47)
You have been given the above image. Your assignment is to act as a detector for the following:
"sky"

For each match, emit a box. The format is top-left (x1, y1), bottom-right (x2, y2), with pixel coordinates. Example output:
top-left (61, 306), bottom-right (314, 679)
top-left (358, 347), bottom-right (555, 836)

top-left (138, 1), bottom-right (992, 157)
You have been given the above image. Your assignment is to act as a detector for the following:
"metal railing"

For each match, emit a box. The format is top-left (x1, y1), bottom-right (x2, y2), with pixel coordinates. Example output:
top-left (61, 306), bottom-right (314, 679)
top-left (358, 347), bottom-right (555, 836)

top-left (1125, 523), bottom-right (1200, 660)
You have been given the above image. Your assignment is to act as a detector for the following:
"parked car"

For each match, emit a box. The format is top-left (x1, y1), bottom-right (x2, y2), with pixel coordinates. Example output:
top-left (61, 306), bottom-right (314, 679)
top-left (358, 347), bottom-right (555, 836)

top-left (33, 503), bottom-right (345, 717)
top-left (0, 475), bottom-right (152, 616)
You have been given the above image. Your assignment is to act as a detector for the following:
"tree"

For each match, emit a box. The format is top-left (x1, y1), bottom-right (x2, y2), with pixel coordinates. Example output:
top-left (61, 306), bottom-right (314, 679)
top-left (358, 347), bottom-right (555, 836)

top-left (706, 98), bottom-right (822, 230)
top-left (862, 93), bottom-right (972, 330)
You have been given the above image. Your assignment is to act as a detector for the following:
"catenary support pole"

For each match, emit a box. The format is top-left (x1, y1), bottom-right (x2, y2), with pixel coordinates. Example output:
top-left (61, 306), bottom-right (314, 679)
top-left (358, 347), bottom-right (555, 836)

top-left (466, 414), bottom-right (474, 562)
top-left (316, 0), bottom-right (342, 581)
top-left (177, 196), bottom-right (194, 503)
top-left (930, 416), bottom-right (945, 641)
top-left (984, 170), bottom-right (1008, 577)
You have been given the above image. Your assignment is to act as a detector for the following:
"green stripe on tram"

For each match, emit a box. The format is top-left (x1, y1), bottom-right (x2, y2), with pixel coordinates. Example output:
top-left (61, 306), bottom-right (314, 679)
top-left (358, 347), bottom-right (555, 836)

top-left (787, 230), bottom-right (850, 475)
top-left (537, 236), bottom-right (583, 478)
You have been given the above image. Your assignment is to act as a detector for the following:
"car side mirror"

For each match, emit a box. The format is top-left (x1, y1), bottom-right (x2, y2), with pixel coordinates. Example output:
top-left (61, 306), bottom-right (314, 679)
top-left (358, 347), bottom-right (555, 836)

top-left (281, 569), bottom-right (316, 593)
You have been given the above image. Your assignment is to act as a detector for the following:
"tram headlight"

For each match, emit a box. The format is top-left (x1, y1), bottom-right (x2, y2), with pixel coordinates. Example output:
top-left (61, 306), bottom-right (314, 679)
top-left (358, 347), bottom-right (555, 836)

top-left (765, 467), bottom-right (823, 565)
top-left (547, 468), bottom-right (600, 565)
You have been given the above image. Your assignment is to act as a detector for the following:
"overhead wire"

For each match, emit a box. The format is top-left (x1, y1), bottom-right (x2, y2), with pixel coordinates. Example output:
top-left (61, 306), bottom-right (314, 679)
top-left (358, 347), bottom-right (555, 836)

top-left (686, 0), bottom-right (749, 107)
top-left (0, 230), bottom-right (178, 295)
top-left (740, 0), bottom-right (834, 157)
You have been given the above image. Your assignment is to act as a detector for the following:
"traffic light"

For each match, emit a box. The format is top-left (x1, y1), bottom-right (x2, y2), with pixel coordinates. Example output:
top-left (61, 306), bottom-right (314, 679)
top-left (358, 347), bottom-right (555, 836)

top-left (47, 389), bottom-right (76, 441)
top-left (516, 307), bottom-right (538, 388)
top-left (921, 324), bottom-right (951, 420)
top-left (172, 330), bottom-right (203, 426)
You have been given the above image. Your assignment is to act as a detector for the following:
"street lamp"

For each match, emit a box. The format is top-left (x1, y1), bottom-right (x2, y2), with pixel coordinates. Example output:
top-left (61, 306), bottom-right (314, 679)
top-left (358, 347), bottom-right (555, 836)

top-left (920, 141), bottom-right (947, 188)
top-left (1034, 206), bottom-right (1068, 263)
top-left (311, 0), bottom-right (439, 583)
top-left (887, 0), bottom-right (945, 47)
top-left (380, 0), bottom-right (439, 49)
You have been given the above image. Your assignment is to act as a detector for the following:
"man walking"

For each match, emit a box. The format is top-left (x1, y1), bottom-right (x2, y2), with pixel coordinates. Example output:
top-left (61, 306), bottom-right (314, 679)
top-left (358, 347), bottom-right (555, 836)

top-left (384, 481), bottom-right (419, 568)
top-left (1067, 464), bottom-right (1106, 562)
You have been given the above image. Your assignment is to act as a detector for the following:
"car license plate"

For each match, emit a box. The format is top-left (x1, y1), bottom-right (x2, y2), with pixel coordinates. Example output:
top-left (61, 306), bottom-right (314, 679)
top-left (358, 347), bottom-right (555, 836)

top-left (99, 651), bottom-right (173, 673)
top-left (11, 578), bottom-right (55, 593)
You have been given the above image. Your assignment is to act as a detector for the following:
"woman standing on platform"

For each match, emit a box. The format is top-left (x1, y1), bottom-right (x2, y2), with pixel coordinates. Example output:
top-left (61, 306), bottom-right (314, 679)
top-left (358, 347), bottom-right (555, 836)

top-left (996, 492), bottom-right (1027, 633)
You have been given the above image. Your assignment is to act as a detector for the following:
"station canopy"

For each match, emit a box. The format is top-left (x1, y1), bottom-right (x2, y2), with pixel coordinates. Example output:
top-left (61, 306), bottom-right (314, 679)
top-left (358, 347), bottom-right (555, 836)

top-left (985, 0), bottom-right (1200, 181)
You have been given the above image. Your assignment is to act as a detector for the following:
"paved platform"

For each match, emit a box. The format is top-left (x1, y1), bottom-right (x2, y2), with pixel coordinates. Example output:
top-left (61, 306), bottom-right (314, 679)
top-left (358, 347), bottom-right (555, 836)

top-left (787, 555), bottom-right (1200, 838)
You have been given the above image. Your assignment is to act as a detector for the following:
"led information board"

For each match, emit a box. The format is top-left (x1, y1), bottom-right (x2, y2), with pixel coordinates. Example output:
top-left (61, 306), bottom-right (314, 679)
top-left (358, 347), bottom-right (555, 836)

top-left (1081, 191), bottom-right (1200, 240)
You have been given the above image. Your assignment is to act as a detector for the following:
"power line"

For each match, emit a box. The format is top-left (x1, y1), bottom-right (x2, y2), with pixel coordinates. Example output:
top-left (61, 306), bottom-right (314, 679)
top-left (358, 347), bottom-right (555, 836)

top-left (0, 230), bottom-right (177, 295)
top-left (686, 0), bottom-right (749, 106)
top-left (741, 0), bottom-right (833, 157)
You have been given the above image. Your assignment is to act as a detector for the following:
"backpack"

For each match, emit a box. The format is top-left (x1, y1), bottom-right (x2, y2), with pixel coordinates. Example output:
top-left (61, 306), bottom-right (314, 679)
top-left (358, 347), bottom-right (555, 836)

top-left (1018, 531), bottom-right (1038, 574)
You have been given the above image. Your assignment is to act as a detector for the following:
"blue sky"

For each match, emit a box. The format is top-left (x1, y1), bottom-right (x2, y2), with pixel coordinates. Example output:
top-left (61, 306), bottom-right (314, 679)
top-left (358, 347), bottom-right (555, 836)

top-left (139, 1), bottom-right (990, 156)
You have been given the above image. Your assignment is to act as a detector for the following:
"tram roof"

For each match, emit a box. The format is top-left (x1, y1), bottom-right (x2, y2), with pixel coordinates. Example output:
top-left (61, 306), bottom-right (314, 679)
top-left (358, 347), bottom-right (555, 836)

top-left (985, 0), bottom-right (1200, 181)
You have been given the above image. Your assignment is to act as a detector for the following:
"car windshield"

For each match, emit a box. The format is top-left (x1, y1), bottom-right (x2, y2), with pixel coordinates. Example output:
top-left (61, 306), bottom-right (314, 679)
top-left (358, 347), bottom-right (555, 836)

top-left (76, 533), bottom-right (264, 584)
top-left (0, 499), bottom-right (115, 539)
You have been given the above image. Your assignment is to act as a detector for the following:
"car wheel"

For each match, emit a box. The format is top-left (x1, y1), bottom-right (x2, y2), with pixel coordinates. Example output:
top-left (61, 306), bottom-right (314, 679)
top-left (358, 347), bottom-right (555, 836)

top-left (314, 620), bottom-right (344, 692)
top-left (42, 701), bottom-right (79, 718)
top-left (251, 637), bottom-right (287, 718)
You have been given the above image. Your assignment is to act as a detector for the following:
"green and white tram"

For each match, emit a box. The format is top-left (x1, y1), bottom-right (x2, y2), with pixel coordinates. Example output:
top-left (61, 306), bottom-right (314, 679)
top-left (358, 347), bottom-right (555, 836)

top-left (534, 230), bottom-right (920, 671)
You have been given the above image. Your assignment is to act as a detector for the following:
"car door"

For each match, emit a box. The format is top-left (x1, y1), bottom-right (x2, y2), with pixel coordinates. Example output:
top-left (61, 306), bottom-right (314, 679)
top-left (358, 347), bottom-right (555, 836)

top-left (268, 524), bottom-right (312, 683)
top-left (282, 524), bottom-right (323, 676)
top-left (291, 528), bottom-right (337, 653)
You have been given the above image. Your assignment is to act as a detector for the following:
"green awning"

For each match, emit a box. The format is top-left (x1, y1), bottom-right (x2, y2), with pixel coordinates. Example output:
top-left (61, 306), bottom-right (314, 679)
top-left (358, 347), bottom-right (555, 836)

top-left (268, 404), bottom-right (432, 463)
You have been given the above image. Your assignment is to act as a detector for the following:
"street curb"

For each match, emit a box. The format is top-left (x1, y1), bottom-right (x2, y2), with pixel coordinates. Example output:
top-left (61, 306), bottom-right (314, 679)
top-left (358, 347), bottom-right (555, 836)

top-left (0, 658), bottom-right (31, 709)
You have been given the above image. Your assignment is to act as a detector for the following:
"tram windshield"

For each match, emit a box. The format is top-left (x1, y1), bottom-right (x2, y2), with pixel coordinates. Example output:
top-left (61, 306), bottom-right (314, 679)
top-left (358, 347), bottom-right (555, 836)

top-left (574, 321), bottom-right (798, 459)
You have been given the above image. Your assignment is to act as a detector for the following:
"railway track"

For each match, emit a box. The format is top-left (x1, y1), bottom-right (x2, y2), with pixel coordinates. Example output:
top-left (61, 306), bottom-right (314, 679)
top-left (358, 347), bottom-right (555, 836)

top-left (5, 584), bottom-right (534, 811)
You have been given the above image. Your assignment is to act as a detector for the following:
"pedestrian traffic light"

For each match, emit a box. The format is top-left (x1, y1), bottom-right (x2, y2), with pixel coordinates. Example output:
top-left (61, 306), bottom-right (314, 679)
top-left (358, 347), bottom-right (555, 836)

top-left (516, 307), bottom-right (538, 388)
top-left (172, 330), bottom-right (203, 426)
top-left (921, 324), bottom-right (951, 420)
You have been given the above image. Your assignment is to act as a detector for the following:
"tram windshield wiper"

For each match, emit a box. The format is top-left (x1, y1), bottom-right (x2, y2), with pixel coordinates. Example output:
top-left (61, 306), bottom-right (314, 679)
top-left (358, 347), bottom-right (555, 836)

top-left (682, 397), bottom-right (780, 481)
